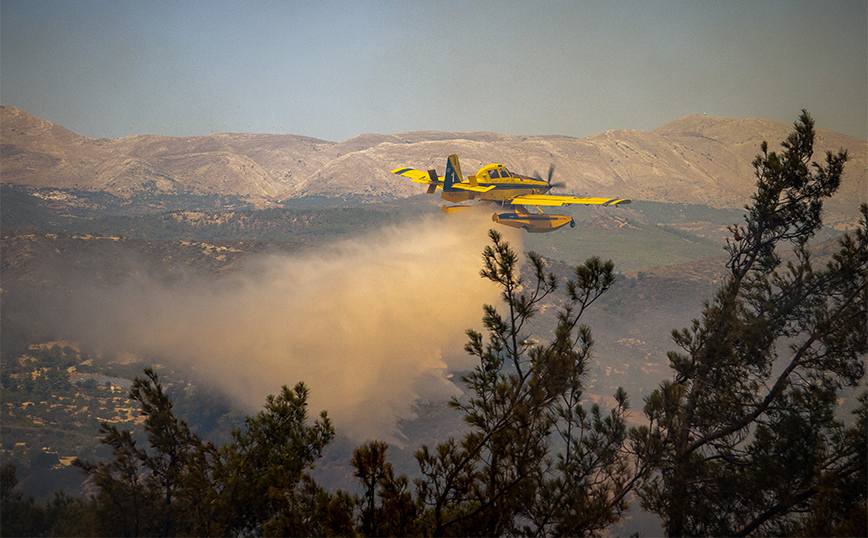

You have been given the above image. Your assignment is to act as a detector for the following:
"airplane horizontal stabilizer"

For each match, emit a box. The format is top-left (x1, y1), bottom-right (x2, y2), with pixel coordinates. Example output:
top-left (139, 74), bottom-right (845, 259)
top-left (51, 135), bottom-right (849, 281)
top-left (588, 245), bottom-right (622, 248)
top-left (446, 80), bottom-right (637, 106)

top-left (391, 167), bottom-right (437, 183)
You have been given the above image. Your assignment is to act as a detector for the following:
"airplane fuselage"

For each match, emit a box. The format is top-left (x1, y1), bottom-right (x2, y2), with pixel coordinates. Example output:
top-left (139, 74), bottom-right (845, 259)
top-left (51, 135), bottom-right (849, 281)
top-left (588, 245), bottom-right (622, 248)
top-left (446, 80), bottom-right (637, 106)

top-left (441, 163), bottom-right (550, 203)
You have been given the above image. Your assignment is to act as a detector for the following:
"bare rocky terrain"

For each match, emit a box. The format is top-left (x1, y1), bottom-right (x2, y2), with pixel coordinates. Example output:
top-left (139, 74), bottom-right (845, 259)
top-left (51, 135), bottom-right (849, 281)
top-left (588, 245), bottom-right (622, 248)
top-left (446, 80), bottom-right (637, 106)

top-left (3, 106), bottom-right (864, 227)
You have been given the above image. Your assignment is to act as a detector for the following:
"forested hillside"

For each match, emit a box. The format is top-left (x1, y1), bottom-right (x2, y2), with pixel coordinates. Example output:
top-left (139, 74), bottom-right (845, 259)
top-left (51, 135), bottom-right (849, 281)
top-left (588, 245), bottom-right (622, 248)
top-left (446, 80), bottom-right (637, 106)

top-left (1, 112), bottom-right (864, 536)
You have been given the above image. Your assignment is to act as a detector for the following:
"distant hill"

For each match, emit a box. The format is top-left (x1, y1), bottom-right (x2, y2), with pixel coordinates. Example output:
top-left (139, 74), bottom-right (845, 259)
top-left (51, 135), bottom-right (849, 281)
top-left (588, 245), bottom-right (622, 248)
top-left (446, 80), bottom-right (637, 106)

top-left (2, 106), bottom-right (864, 226)
top-left (0, 106), bottom-right (335, 205)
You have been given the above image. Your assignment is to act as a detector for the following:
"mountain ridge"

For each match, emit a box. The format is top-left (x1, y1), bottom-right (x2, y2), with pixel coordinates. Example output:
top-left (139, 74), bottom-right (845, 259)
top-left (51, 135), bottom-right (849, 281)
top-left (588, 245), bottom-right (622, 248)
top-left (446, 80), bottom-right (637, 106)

top-left (2, 106), bottom-right (864, 225)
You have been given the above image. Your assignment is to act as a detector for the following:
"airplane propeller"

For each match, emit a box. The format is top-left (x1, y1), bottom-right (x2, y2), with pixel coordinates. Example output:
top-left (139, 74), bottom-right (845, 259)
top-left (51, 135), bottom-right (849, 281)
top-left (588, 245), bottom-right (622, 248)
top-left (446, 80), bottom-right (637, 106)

top-left (534, 164), bottom-right (565, 190)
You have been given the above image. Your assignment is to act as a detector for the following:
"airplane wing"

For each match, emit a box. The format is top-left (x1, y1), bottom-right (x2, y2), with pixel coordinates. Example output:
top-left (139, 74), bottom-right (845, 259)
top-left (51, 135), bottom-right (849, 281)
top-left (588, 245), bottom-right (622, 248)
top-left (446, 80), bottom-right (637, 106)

top-left (507, 194), bottom-right (632, 207)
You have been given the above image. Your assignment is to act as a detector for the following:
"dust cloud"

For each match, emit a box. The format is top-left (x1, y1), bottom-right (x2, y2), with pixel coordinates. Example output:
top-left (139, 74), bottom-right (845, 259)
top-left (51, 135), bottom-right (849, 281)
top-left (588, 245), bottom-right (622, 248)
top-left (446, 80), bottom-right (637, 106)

top-left (69, 213), bottom-right (520, 442)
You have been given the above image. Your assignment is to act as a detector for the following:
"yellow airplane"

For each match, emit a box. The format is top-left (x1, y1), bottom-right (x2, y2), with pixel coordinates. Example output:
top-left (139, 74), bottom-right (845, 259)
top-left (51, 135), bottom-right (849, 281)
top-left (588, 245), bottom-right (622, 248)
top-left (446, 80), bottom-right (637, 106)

top-left (391, 154), bottom-right (631, 233)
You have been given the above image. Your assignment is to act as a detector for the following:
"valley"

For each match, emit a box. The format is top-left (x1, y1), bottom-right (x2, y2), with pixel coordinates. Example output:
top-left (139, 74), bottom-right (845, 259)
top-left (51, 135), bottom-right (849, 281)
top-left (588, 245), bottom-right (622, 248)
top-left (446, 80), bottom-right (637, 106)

top-left (1, 108), bottom-right (863, 515)
top-left (0, 189), bottom-right (813, 500)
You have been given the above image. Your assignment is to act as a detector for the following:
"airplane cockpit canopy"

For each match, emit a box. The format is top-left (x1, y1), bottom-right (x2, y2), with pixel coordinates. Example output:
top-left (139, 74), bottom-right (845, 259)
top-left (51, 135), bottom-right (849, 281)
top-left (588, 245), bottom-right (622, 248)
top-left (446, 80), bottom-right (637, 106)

top-left (481, 164), bottom-right (512, 179)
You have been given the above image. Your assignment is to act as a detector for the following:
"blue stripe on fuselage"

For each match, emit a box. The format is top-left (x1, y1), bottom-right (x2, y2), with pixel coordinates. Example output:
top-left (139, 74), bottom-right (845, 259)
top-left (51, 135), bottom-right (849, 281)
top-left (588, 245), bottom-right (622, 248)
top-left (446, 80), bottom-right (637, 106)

top-left (481, 182), bottom-right (546, 189)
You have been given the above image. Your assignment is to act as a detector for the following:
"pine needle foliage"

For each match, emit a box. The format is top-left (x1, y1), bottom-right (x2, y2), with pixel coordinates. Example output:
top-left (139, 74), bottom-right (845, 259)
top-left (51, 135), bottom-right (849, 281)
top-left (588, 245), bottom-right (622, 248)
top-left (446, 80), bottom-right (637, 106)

top-left (411, 230), bottom-right (647, 537)
top-left (638, 111), bottom-right (867, 537)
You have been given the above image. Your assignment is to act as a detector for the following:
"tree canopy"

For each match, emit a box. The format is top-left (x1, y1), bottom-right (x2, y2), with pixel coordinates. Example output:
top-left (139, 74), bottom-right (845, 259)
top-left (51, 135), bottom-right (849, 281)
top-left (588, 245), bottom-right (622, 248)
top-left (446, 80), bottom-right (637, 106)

top-left (638, 111), bottom-right (867, 536)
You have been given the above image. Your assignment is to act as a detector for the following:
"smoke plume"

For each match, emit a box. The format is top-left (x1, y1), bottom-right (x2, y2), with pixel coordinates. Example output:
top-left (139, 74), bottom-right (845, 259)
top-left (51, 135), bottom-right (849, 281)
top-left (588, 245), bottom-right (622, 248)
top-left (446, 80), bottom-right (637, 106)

top-left (70, 212), bottom-right (520, 442)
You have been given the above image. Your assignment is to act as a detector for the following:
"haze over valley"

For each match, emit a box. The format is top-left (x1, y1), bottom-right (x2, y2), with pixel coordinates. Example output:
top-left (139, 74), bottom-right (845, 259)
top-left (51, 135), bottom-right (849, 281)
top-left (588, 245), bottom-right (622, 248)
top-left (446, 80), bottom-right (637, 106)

top-left (2, 108), bottom-right (865, 515)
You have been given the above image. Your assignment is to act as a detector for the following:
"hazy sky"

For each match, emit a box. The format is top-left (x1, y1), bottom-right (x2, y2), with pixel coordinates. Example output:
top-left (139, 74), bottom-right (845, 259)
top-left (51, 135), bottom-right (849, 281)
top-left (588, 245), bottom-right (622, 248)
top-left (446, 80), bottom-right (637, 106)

top-left (2, 0), bottom-right (866, 141)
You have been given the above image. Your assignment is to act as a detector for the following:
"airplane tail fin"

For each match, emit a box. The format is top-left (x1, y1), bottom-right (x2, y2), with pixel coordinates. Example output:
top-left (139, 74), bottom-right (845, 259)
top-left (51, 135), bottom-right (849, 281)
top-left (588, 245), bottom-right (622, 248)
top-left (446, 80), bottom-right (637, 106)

top-left (444, 154), bottom-right (462, 191)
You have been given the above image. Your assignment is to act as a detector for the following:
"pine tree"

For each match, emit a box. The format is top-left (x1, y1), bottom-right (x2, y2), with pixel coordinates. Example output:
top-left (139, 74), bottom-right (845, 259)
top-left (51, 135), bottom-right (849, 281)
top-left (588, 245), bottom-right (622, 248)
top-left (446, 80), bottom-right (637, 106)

top-left (211, 382), bottom-right (336, 535)
top-left (351, 440), bottom-right (419, 536)
top-left (75, 368), bottom-right (196, 536)
top-left (638, 111), bottom-right (867, 536)
top-left (74, 369), bottom-right (339, 537)
top-left (409, 230), bottom-right (646, 536)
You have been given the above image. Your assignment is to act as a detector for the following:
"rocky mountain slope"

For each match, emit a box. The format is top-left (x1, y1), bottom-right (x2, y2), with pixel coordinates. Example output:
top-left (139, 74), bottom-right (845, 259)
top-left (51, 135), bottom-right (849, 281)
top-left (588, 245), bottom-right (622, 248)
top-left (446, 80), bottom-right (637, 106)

top-left (2, 106), bottom-right (864, 225)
